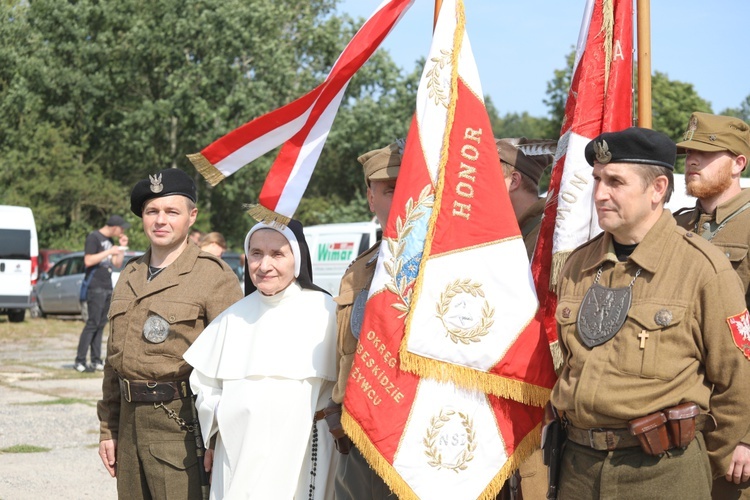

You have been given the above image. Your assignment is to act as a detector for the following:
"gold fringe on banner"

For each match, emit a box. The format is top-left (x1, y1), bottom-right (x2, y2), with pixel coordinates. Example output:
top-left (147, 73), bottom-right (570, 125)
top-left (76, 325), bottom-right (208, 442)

top-left (243, 204), bottom-right (291, 228)
top-left (601, 0), bottom-right (615, 91)
top-left (186, 152), bottom-right (226, 187)
top-left (479, 424), bottom-right (542, 500)
top-left (399, 351), bottom-right (552, 407)
top-left (549, 250), bottom-right (572, 290)
top-left (342, 409), bottom-right (418, 500)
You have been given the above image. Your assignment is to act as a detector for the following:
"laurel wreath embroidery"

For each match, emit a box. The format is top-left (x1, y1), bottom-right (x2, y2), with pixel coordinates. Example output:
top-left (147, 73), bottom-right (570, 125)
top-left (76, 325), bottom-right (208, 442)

top-left (425, 49), bottom-right (452, 108)
top-left (423, 409), bottom-right (477, 472)
top-left (436, 279), bottom-right (495, 344)
top-left (384, 185), bottom-right (433, 317)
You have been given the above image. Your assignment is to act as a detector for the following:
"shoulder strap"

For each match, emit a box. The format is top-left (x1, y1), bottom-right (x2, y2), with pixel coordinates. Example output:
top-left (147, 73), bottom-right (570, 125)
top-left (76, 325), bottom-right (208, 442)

top-left (702, 202), bottom-right (750, 241)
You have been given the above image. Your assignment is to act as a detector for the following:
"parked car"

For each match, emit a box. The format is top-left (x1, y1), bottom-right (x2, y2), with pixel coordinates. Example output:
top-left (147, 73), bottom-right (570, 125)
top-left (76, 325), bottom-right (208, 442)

top-left (221, 252), bottom-right (245, 293)
top-left (0, 205), bottom-right (39, 323)
top-left (31, 250), bottom-right (144, 321)
top-left (39, 249), bottom-right (70, 273)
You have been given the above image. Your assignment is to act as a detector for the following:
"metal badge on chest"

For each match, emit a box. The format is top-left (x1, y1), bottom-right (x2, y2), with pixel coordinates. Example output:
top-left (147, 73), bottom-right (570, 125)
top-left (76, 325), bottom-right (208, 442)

top-left (577, 266), bottom-right (642, 348)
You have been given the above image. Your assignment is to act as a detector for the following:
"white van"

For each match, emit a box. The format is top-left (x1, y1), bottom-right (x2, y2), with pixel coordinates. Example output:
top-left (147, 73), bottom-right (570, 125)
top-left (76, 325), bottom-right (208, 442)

top-left (303, 221), bottom-right (381, 295)
top-left (0, 206), bottom-right (39, 322)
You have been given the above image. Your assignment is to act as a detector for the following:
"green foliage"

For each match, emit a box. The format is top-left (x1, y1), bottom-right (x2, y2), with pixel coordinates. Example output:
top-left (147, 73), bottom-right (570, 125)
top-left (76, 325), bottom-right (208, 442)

top-left (647, 71), bottom-right (712, 141)
top-left (720, 95), bottom-right (750, 123)
top-left (0, 444), bottom-right (51, 453)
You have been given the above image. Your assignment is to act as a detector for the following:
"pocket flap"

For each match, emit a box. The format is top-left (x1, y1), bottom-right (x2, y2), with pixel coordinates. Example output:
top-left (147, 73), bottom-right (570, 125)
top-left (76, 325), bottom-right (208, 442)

top-left (334, 289), bottom-right (356, 307)
top-left (148, 441), bottom-right (197, 470)
top-left (627, 303), bottom-right (686, 331)
top-left (108, 299), bottom-right (130, 320)
top-left (714, 243), bottom-right (748, 263)
top-left (148, 301), bottom-right (200, 324)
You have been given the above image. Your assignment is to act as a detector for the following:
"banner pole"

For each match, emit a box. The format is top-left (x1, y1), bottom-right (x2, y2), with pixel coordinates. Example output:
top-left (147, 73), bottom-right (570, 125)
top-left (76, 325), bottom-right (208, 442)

top-left (433, 0), bottom-right (442, 30)
top-left (636, 0), bottom-right (652, 128)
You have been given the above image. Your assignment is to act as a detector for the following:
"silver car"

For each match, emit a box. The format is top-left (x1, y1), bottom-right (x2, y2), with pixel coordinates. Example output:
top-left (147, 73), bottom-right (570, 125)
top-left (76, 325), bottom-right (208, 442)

top-left (31, 250), bottom-right (143, 321)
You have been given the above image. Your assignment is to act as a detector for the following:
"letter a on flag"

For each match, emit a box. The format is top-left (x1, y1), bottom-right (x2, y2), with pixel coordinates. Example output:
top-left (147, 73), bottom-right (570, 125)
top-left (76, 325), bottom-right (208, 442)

top-left (342, 1), bottom-right (557, 497)
top-left (530, 0), bottom-right (633, 367)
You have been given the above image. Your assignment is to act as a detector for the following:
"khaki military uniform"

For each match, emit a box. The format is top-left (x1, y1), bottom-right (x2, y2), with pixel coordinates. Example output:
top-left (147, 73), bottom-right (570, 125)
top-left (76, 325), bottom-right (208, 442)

top-left (97, 243), bottom-right (242, 500)
top-left (332, 243), bottom-right (395, 499)
top-left (675, 189), bottom-right (750, 499)
top-left (551, 211), bottom-right (750, 498)
top-left (518, 197), bottom-right (545, 258)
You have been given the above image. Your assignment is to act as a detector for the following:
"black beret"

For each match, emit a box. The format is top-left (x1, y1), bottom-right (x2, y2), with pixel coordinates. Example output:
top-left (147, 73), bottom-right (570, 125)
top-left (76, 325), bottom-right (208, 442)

top-left (130, 168), bottom-right (197, 217)
top-left (584, 127), bottom-right (676, 171)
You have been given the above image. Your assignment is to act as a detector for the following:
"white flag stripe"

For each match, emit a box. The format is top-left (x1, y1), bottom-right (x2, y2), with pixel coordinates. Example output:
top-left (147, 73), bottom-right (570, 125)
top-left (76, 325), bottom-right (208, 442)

top-left (552, 131), bottom-right (601, 254)
top-left (407, 239), bottom-right (538, 371)
top-left (393, 379), bottom-right (507, 499)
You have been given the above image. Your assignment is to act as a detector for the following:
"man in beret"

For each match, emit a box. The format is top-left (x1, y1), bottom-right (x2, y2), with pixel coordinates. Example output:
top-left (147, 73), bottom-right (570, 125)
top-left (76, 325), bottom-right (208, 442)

top-left (672, 112), bottom-right (750, 498)
top-left (97, 168), bottom-right (242, 499)
top-left (549, 127), bottom-right (750, 498)
top-left (75, 214), bottom-right (130, 373)
top-left (325, 140), bottom-right (402, 499)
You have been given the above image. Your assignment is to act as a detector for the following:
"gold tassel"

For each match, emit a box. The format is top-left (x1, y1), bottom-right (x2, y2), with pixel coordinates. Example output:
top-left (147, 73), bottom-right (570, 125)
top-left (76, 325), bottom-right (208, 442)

top-left (601, 0), bottom-right (614, 91)
top-left (243, 204), bottom-right (291, 228)
top-left (549, 250), bottom-right (571, 290)
top-left (186, 152), bottom-right (225, 187)
top-left (478, 424), bottom-right (542, 500)
top-left (549, 340), bottom-right (564, 375)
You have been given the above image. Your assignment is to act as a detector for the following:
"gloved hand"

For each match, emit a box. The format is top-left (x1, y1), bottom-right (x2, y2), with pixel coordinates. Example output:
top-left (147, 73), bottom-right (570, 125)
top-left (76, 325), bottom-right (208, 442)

top-left (323, 398), bottom-right (352, 454)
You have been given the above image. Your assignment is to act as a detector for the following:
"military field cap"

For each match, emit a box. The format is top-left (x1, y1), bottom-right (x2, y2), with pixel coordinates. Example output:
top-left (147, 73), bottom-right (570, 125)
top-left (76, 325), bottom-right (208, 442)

top-left (584, 127), bottom-right (676, 171)
top-left (358, 139), bottom-right (404, 185)
top-left (130, 168), bottom-right (197, 217)
top-left (675, 112), bottom-right (750, 158)
top-left (495, 137), bottom-right (557, 185)
top-left (105, 214), bottom-right (130, 229)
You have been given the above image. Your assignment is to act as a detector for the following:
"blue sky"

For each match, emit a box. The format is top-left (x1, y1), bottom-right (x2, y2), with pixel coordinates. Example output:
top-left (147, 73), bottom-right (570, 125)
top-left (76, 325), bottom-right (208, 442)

top-left (336, 0), bottom-right (750, 118)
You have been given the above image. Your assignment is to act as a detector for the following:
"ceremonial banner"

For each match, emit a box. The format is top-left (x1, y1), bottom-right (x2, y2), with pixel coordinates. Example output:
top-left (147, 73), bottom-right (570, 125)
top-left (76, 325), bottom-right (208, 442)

top-left (187, 0), bottom-right (414, 219)
top-left (342, 1), bottom-right (555, 497)
top-left (530, 0), bottom-right (633, 365)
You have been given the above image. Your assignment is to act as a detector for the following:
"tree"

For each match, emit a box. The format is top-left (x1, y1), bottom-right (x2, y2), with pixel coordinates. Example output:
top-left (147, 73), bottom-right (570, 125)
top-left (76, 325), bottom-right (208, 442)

top-left (720, 94), bottom-right (750, 123)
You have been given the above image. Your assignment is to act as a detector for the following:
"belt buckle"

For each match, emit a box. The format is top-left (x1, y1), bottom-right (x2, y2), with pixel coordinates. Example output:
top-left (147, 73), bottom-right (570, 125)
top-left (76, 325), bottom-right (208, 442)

top-left (122, 378), bottom-right (132, 403)
top-left (587, 428), bottom-right (607, 450)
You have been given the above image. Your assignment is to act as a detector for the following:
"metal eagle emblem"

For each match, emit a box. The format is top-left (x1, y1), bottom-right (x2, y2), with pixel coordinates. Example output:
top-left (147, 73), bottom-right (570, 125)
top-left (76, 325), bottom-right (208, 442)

top-left (149, 173), bottom-right (163, 194)
top-left (143, 315), bottom-right (170, 343)
top-left (576, 283), bottom-right (632, 347)
top-left (684, 115), bottom-right (699, 140)
top-left (350, 289), bottom-right (368, 340)
top-left (594, 140), bottom-right (612, 164)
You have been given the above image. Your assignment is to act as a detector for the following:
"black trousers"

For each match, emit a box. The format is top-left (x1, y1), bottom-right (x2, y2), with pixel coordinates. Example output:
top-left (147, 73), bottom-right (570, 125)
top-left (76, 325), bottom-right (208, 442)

top-left (75, 287), bottom-right (111, 365)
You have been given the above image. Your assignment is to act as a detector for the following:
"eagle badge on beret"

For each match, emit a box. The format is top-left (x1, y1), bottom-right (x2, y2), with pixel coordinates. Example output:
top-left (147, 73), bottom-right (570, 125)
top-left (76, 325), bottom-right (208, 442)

top-left (149, 173), bottom-right (163, 194)
top-left (594, 140), bottom-right (612, 164)
top-left (684, 115), bottom-right (699, 141)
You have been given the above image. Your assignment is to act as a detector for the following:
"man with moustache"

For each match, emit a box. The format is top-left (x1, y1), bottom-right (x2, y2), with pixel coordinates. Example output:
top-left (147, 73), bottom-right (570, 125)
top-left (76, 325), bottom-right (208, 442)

top-left (673, 112), bottom-right (750, 499)
top-left (97, 168), bottom-right (242, 500)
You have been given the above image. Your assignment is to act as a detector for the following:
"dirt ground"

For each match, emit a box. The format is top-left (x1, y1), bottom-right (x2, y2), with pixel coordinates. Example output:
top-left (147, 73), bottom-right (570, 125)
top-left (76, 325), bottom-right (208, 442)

top-left (0, 316), bottom-right (117, 500)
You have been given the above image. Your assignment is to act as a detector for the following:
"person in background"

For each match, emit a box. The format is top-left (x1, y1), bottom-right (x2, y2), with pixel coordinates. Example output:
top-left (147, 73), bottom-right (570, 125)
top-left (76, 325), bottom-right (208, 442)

top-left (185, 219), bottom-right (338, 499)
top-left (495, 137), bottom-right (556, 500)
top-left (198, 232), bottom-right (227, 258)
top-left (550, 128), bottom-right (750, 498)
top-left (189, 229), bottom-right (203, 245)
top-left (74, 214), bottom-right (129, 373)
top-left (672, 112), bottom-right (750, 499)
top-left (326, 141), bottom-right (402, 499)
top-left (97, 168), bottom-right (242, 500)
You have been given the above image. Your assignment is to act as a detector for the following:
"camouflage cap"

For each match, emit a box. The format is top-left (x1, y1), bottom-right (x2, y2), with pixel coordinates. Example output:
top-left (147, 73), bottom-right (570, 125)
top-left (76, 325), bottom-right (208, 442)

top-left (358, 139), bottom-right (404, 186)
top-left (675, 112), bottom-right (750, 158)
top-left (495, 137), bottom-right (557, 185)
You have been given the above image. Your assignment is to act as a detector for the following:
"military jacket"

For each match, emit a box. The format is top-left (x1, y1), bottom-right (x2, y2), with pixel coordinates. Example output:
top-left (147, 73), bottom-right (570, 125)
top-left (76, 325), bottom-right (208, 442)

top-left (97, 243), bottom-right (242, 440)
top-left (331, 243), bottom-right (379, 404)
top-left (550, 211), bottom-right (750, 477)
top-left (518, 197), bottom-right (545, 258)
top-left (674, 188), bottom-right (750, 308)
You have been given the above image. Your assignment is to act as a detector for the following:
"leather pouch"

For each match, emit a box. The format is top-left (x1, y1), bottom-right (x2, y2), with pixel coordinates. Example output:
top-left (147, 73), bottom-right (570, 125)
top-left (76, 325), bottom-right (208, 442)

top-left (628, 412), bottom-right (670, 456)
top-left (664, 402), bottom-right (699, 449)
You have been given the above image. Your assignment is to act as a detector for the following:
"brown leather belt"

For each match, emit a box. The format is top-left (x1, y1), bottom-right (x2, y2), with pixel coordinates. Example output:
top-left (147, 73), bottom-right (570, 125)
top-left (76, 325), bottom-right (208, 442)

top-left (314, 409), bottom-right (326, 421)
top-left (119, 376), bottom-right (192, 403)
top-left (566, 415), bottom-right (709, 452)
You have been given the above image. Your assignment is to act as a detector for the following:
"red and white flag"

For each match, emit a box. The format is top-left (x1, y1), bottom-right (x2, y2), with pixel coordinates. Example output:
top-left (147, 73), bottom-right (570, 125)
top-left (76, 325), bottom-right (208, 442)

top-left (187, 0), bottom-right (414, 220)
top-left (342, 1), bottom-right (556, 497)
top-left (531, 0), bottom-right (633, 364)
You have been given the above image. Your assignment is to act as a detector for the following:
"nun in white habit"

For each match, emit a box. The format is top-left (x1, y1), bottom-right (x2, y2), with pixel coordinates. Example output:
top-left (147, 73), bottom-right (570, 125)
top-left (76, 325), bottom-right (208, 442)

top-left (184, 219), bottom-right (338, 499)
